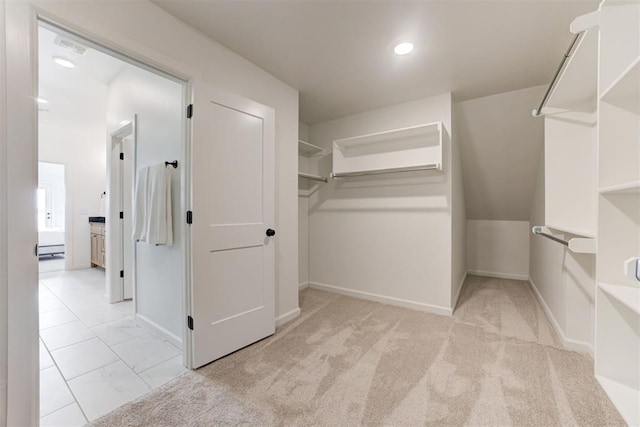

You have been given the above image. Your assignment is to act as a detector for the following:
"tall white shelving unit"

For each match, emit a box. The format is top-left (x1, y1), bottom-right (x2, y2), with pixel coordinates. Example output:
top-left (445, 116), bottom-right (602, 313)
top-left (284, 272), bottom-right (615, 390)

top-left (594, 0), bottom-right (640, 424)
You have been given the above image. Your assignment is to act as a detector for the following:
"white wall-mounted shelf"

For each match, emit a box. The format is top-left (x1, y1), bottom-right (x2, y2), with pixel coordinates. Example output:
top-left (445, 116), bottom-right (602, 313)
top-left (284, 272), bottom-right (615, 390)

top-left (298, 140), bottom-right (323, 157)
top-left (595, 376), bottom-right (640, 427)
top-left (546, 223), bottom-right (596, 239)
top-left (298, 172), bottom-right (326, 197)
top-left (599, 180), bottom-right (640, 195)
top-left (599, 282), bottom-right (640, 314)
top-left (298, 172), bottom-right (327, 183)
top-left (600, 55), bottom-right (640, 114)
top-left (332, 122), bottom-right (442, 177)
top-left (532, 226), bottom-right (596, 253)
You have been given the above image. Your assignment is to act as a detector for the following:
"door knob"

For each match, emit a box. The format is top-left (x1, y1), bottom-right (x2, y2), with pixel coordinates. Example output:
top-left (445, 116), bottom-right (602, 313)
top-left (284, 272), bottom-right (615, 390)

top-left (266, 228), bottom-right (276, 237)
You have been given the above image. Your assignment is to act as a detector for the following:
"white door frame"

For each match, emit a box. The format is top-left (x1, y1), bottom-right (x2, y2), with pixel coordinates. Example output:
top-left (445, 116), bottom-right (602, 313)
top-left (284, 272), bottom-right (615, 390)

top-left (107, 118), bottom-right (136, 304)
top-left (4, 5), bottom-right (195, 424)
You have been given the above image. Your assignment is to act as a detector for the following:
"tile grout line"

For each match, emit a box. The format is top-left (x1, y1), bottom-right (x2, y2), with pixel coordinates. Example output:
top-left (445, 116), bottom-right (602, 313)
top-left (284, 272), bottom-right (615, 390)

top-left (39, 331), bottom-right (89, 424)
top-left (40, 271), bottom-right (119, 423)
top-left (40, 401), bottom-right (86, 425)
top-left (40, 269), bottom-right (184, 422)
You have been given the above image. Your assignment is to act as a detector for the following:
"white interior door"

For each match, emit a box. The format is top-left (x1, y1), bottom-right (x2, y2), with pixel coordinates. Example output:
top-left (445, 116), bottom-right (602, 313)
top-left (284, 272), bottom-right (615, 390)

top-left (189, 83), bottom-right (275, 369)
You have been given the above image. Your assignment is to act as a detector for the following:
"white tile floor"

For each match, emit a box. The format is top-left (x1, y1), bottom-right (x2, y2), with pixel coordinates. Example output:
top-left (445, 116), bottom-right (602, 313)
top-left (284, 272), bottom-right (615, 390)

top-left (39, 268), bottom-right (187, 425)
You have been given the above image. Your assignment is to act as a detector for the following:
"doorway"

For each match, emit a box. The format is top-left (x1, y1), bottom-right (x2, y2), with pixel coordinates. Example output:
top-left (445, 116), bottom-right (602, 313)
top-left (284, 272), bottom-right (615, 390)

top-left (108, 119), bottom-right (136, 303)
top-left (37, 21), bottom-right (187, 424)
top-left (37, 161), bottom-right (66, 273)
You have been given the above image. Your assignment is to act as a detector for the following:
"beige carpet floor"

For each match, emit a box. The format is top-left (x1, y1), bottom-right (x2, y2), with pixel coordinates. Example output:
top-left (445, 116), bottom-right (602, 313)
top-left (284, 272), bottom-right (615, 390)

top-left (92, 275), bottom-right (624, 426)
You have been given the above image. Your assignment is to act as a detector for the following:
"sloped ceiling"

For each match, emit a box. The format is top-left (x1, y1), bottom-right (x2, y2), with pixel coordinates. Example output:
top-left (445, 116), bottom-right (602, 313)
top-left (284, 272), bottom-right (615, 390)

top-left (152, 0), bottom-right (597, 124)
top-left (455, 86), bottom-right (546, 221)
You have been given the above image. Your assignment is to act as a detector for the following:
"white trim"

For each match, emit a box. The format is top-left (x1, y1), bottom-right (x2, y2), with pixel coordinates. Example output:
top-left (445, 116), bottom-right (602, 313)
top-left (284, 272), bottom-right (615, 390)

top-left (451, 271), bottom-right (468, 312)
top-left (107, 119), bottom-right (136, 304)
top-left (135, 313), bottom-right (182, 349)
top-left (298, 282), bottom-right (309, 290)
top-left (275, 307), bottom-right (301, 327)
top-left (528, 277), bottom-right (593, 355)
top-left (467, 270), bottom-right (530, 281)
top-left (308, 281), bottom-right (453, 316)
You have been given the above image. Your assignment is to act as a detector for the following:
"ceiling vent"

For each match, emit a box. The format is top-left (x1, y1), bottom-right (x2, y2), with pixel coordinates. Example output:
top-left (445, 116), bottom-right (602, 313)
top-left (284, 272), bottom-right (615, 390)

top-left (54, 35), bottom-right (88, 56)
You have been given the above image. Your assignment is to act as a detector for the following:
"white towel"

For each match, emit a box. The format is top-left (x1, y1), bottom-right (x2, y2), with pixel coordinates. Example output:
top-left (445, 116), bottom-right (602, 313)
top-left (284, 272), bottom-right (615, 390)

top-left (132, 164), bottom-right (173, 246)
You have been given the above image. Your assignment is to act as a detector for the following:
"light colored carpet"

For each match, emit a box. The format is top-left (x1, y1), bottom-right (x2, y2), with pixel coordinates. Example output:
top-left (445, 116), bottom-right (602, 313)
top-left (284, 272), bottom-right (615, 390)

top-left (91, 275), bottom-right (624, 426)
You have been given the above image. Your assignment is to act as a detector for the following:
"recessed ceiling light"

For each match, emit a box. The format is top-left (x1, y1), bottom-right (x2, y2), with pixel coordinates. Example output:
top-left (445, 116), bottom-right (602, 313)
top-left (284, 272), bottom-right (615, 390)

top-left (52, 56), bottom-right (75, 68)
top-left (394, 42), bottom-right (414, 55)
top-left (37, 97), bottom-right (48, 104)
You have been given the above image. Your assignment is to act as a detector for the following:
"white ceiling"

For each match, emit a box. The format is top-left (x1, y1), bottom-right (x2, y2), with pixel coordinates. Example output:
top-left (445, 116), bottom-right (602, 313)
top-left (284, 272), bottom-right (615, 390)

top-left (38, 25), bottom-right (127, 121)
top-left (152, 0), bottom-right (597, 124)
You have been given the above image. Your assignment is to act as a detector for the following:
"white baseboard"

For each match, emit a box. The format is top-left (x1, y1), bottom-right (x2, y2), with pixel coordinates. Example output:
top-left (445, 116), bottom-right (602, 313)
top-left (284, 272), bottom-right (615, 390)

top-left (298, 282), bottom-right (309, 290)
top-left (528, 277), bottom-right (593, 356)
top-left (467, 270), bottom-right (529, 281)
top-left (308, 281), bottom-right (453, 316)
top-left (275, 307), bottom-right (301, 327)
top-left (451, 271), bottom-right (468, 312)
top-left (135, 313), bottom-right (182, 350)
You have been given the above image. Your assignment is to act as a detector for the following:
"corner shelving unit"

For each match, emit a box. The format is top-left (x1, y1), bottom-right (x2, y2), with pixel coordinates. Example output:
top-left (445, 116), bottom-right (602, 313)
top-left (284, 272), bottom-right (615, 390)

top-left (298, 139), bottom-right (327, 197)
top-left (331, 122), bottom-right (442, 178)
top-left (594, 1), bottom-right (640, 425)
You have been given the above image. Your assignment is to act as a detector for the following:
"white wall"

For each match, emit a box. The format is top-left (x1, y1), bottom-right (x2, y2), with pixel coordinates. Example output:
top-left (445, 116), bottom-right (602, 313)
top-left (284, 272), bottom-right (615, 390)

top-left (455, 86), bottom-right (545, 221)
top-left (39, 80), bottom-right (107, 269)
top-left (451, 120), bottom-right (467, 306)
top-left (298, 122), bottom-right (310, 286)
top-left (308, 94), bottom-right (455, 314)
top-left (467, 220), bottom-right (530, 280)
top-left (4, 1), bottom-right (299, 423)
top-left (107, 66), bottom-right (184, 343)
top-left (0, 0), bottom-right (8, 422)
top-left (529, 151), bottom-right (595, 354)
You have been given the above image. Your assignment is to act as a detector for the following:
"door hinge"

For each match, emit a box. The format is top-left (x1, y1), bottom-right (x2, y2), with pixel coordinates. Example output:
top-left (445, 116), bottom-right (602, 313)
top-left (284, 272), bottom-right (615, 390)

top-left (119, 152), bottom-right (124, 160)
top-left (186, 210), bottom-right (193, 224)
top-left (187, 315), bottom-right (194, 330)
top-left (119, 211), bottom-right (123, 219)
top-left (187, 104), bottom-right (193, 119)
top-left (120, 270), bottom-right (124, 278)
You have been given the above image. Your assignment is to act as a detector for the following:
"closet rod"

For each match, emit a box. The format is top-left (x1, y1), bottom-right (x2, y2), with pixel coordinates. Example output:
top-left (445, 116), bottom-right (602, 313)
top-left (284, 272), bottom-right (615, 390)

top-left (331, 163), bottom-right (440, 179)
top-left (298, 172), bottom-right (328, 183)
top-left (533, 31), bottom-right (584, 117)
top-left (532, 226), bottom-right (569, 247)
